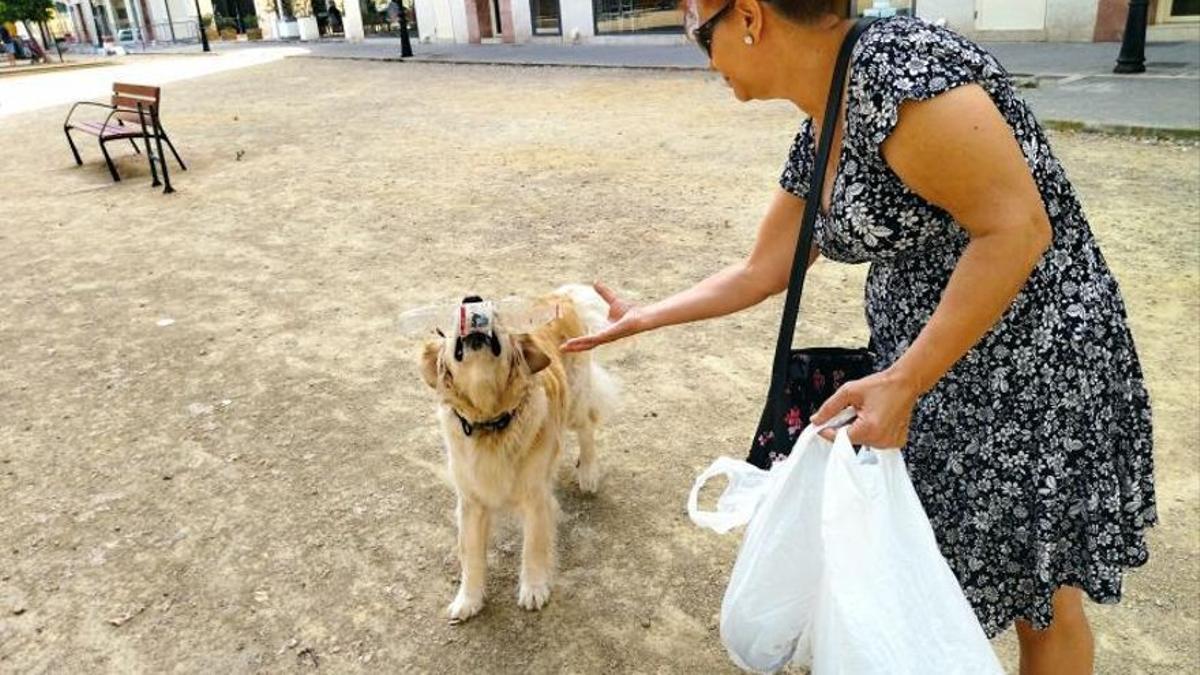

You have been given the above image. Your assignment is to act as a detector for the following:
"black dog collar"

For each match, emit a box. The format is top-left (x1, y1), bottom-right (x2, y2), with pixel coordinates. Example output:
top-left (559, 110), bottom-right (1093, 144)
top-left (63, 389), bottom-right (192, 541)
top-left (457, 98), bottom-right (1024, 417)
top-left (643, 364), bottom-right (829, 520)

top-left (454, 409), bottom-right (515, 437)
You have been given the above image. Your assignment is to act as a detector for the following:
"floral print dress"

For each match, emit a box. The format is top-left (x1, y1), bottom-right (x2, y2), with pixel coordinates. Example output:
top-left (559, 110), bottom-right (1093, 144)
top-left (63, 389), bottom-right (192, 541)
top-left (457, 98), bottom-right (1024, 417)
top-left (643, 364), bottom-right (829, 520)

top-left (778, 16), bottom-right (1157, 637)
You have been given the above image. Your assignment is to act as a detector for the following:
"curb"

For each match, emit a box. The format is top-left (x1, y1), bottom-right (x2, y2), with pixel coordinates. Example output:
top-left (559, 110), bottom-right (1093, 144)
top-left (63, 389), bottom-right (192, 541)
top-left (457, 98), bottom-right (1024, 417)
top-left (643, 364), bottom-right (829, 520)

top-left (286, 53), bottom-right (703, 71)
top-left (1042, 119), bottom-right (1200, 140)
top-left (0, 60), bottom-right (112, 78)
top-left (286, 52), bottom-right (1200, 139)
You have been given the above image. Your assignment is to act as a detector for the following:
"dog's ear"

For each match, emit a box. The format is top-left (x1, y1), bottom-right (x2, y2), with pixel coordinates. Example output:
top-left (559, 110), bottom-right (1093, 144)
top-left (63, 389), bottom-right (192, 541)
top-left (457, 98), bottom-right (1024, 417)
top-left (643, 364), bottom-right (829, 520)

top-left (516, 334), bottom-right (551, 375)
top-left (419, 340), bottom-right (442, 389)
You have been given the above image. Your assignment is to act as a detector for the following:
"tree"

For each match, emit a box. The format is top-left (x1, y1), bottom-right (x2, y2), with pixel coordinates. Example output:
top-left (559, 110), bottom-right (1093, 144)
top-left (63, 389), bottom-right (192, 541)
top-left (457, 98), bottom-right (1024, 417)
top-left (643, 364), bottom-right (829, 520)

top-left (0, 0), bottom-right (54, 25)
top-left (0, 0), bottom-right (59, 62)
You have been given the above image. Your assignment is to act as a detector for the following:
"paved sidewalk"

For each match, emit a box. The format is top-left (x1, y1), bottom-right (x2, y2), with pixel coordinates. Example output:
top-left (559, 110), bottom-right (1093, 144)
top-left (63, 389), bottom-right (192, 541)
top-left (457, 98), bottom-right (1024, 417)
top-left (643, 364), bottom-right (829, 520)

top-left (132, 36), bottom-right (1200, 134)
top-left (0, 47), bottom-right (303, 117)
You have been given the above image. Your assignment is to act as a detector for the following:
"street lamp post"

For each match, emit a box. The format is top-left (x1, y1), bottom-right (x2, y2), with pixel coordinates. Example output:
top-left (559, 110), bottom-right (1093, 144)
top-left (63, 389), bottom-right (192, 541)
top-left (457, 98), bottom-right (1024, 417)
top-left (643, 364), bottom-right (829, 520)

top-left (1114, 0), bottom-right (1149, 74)
top-left (193, 0), bottom-right (211, 51)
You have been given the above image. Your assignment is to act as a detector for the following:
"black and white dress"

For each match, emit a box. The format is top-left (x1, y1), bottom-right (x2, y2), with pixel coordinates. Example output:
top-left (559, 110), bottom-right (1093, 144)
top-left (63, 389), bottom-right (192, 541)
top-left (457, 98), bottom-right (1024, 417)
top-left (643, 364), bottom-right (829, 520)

top-left (779, 16), bottom-right (1157, 637)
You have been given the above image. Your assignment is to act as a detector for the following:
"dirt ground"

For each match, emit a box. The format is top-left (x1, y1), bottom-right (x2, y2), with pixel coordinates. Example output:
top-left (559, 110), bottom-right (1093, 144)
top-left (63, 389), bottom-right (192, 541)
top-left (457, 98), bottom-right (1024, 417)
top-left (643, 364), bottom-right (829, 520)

top-left (0, 58), bottom-right (1197, 674)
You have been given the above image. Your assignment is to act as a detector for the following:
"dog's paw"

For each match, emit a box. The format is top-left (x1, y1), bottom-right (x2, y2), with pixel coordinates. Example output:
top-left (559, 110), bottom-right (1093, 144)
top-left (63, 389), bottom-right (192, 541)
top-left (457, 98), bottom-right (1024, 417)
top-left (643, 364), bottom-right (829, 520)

top-left (517, 581), bottom-right (551, 611)
top-left (577, 461), bottom-right (599, 495)
top-left (447, 590), bottom-right (485, 624)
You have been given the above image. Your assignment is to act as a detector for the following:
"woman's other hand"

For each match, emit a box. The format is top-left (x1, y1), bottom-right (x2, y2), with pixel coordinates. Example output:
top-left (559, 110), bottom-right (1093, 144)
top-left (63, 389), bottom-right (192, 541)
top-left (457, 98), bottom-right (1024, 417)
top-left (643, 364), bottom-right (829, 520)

top-left (810, 368), bottom-right (923, 449)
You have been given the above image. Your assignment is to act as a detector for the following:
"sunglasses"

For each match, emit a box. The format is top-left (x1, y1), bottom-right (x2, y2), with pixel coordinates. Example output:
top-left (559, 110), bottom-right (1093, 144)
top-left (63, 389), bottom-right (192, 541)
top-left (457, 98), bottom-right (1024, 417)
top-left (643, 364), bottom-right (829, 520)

top-left (686, 0), bottom-right (734, 58)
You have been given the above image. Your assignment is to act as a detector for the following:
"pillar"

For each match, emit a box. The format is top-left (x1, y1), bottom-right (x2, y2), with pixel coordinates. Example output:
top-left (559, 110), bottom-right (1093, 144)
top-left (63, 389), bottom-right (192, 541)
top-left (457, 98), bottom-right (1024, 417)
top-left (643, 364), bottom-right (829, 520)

top-left (343, 0), bottom-right (364, 40)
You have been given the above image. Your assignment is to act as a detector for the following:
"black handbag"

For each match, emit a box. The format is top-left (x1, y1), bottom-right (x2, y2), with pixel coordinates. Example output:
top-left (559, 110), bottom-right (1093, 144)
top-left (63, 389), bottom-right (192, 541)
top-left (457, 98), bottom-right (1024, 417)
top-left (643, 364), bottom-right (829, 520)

top-left (746, 18), bottom-right (878, 470)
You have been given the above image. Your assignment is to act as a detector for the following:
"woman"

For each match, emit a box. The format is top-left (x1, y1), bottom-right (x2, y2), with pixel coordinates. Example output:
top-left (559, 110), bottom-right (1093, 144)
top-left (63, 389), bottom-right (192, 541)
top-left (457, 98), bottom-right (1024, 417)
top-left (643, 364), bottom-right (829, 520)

top-left (1, 25), bottom-right (17, 66)
top-left (560, 2), bottom-right (1156, 673)
top-left (327, 1), bottom-right (344, 34)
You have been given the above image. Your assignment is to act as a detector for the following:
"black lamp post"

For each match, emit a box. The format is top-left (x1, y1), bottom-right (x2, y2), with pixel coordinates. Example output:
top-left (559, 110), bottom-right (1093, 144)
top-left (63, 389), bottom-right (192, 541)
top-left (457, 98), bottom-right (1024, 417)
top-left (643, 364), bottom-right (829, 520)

top-left (194, 0), bottom-right (211, 51)
top-left (1114, 0), bottom-right (1149, 74)
top-left (399, 0), bottom-right (412, 57)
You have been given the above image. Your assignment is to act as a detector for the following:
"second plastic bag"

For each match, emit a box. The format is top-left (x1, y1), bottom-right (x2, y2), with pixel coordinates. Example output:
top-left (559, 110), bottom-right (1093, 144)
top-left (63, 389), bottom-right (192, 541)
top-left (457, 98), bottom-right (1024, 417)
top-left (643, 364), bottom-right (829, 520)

top-left (810, 427), bottom-right (1003, 675)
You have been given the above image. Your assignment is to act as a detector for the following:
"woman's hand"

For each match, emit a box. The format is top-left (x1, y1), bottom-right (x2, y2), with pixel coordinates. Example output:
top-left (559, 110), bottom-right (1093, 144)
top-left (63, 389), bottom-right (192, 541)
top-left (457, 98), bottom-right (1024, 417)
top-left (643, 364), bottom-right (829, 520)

top-left (560, 282), bottom-right (649, 353)
top-left (809, 368), bottom-right (923, 449)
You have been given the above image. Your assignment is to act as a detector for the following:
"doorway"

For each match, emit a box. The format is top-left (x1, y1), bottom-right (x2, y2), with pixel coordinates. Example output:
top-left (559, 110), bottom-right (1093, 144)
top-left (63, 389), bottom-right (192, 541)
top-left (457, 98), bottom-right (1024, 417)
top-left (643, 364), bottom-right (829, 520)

top-left (475, 0), bottom-right (494, 38)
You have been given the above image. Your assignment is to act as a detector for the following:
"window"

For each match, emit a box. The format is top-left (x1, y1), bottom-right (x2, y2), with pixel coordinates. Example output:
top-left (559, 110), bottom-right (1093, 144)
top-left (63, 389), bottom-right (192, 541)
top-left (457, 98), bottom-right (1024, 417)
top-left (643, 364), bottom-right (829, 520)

top-left (1171, 0), bottom-right (1200, 17)
top-left (593, 0), bottom-right (683, 35)
top-left (850, 0), bottom-right (914, 17)
top-left (531, 0), bottom-right (561, 34)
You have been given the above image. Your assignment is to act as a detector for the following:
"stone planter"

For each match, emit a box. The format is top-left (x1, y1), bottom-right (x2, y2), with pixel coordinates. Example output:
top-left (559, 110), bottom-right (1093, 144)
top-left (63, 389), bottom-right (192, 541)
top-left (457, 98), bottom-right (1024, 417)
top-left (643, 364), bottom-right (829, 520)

top-left (277, 19), bottom-right (300, 38)
top-left (297, 16), bottom-right (319, 41)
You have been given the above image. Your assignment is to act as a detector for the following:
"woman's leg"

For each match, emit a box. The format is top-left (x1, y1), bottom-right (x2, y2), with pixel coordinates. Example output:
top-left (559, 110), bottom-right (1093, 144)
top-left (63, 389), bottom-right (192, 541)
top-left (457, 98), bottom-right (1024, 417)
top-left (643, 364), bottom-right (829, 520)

top-left (1016, 586), bottom-right (1095, 675)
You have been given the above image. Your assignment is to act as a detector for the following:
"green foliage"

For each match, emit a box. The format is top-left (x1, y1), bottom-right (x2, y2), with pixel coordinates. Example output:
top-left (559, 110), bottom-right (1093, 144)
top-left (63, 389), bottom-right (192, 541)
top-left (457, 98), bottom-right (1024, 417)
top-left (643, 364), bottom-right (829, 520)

top-left (0, 0), bottom-right (54, 23)
top-left (214, 13), bottom-right (257, 30)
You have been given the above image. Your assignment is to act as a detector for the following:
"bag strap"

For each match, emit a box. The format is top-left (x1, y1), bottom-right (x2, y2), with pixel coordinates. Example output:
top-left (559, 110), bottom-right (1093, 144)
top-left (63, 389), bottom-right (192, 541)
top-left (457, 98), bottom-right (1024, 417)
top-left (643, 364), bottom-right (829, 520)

top-left (766, 17), bottom-right (876, 453)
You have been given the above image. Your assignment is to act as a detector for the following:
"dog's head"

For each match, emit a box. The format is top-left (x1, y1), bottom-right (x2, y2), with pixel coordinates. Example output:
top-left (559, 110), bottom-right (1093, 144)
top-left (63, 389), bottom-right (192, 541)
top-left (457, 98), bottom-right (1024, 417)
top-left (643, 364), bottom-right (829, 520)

top-left (419, 296), bottom-right (551, 420)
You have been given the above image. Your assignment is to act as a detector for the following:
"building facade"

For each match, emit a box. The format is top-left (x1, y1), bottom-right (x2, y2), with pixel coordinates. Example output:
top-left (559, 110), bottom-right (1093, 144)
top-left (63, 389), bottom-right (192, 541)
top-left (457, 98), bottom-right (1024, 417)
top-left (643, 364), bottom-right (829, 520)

top-left (918, 0), bottom-right (1199, 42)
top-left (60, 0), bottom-right (214, 45)
top-left (45, 0), bottom-right (1200, 46)
top-left (407, 0), bottom-right (1200, 44)
top-left (410, 0), bottom-right (686, 44)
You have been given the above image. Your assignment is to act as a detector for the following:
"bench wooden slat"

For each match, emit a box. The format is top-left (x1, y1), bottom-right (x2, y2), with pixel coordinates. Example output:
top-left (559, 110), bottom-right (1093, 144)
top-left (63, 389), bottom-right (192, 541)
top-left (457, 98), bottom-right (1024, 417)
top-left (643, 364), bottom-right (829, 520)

top-left (70, 121), bottom-right (143, 138)
top-left (113, 82), bottom-right (160, 99)
top-left (113, 95), bottom-right (157, 111)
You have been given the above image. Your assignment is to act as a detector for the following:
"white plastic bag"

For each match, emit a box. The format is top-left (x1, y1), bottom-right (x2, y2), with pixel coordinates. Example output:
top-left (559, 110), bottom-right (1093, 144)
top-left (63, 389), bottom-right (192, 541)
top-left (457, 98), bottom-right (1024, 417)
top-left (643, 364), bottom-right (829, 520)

top-left (688, 417), bottom-right (1003, 675)
top-left (688, 413), bottom-right (850, 673)
top-left (811, 427), bottom-right (1003, 674)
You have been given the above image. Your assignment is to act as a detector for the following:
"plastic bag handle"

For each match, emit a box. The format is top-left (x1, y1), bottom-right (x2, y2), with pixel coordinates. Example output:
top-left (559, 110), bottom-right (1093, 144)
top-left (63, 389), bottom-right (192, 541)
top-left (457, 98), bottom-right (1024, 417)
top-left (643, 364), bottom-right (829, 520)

top-left (688, 407), bottom-right (860, 534)
top-left (687, 457), bottom-right (768, 534)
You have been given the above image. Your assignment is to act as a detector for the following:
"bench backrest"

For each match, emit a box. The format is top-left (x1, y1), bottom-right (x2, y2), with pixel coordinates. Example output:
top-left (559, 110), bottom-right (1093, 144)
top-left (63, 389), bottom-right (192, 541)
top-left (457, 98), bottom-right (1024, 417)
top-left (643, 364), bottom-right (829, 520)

top-left (111, 83), bottom-right (161, 124)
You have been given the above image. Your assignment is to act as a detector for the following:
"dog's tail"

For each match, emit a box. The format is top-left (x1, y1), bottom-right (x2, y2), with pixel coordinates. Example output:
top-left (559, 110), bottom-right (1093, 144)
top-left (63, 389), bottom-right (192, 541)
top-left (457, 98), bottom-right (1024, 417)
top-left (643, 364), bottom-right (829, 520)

top-left (586, 359), bottom-right (620, 425)
top-left (553, 283), bottom-right (610, 336)
top-left (554, 283), bottom-right (621, 424)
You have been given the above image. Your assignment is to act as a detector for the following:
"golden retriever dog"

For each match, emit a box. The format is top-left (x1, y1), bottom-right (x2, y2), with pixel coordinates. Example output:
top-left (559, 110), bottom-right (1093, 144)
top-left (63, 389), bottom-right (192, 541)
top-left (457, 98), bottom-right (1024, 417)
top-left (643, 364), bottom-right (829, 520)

top-left (419, 284), bottom-right (619, 623)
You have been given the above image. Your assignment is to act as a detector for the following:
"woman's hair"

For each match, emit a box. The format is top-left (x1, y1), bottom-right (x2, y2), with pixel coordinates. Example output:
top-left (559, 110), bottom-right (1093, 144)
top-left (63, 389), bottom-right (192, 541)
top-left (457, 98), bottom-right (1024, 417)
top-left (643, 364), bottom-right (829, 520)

top-left (683, 0), bottom-right (845, 24)
top-left (765, 0), bottom-right (845, 22)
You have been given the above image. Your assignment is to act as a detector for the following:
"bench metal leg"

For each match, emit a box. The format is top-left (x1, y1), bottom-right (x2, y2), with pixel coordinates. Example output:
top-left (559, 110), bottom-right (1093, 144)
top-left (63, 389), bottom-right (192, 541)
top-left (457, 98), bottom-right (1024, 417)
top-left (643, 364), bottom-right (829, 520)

top-left (98, 139), bottom-right (120, 182)
top-left (153, 131), bottom-right (174, 194)
top-left (64, 127), bottom-right (83, 166)
top-left (128, 138), bottom-right (141, 154)
top-left (142, 131), bottom-right (161, 188)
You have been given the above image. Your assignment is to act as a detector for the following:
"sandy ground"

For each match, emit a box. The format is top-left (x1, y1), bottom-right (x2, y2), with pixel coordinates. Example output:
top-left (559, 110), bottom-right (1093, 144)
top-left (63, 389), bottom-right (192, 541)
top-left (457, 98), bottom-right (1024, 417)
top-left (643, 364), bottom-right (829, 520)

top-left (0, 58), bottom-right (1197, 674)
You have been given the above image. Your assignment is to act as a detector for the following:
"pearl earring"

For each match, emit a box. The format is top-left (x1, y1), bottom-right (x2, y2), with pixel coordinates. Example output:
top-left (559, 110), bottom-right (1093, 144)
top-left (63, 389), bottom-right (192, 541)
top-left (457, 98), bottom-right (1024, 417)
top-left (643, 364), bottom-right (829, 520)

top-left (744, 34), bottom-right (754, 45)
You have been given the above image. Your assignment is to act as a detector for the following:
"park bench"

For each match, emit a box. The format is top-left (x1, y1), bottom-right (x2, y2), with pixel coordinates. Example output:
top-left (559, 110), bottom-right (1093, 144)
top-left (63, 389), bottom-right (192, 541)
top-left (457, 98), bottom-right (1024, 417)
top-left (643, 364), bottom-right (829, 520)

top-left (63, 82), bottom-right (186, 193)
